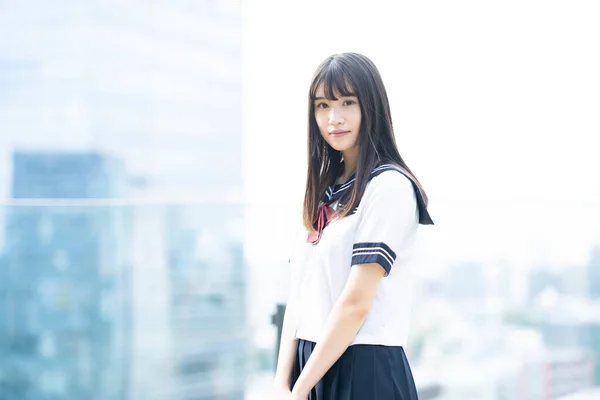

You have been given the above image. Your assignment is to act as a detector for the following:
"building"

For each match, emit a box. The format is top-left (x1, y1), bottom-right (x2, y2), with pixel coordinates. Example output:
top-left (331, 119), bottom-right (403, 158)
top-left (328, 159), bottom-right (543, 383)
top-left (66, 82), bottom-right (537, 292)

top-left (0, 1), bottom-right (242, 201)
top-left (0, 151), bottom-right (129, 399)
top-left (0, 1), bottom-right (245, 399)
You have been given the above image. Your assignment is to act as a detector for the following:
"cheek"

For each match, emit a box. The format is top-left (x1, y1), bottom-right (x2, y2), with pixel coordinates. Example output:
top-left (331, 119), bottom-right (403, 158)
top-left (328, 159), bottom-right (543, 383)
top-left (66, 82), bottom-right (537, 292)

top-left (315, 115), bottom-right (330, 137)
top-left (353, 109), bottom-right (362, 125)
top-left (315, 113), bottom-right (326, 128)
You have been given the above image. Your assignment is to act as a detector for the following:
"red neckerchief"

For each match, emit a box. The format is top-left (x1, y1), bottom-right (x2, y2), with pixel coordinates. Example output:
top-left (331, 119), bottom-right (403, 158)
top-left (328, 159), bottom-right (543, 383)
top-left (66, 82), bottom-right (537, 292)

top-left (306, 202), bottom-right (336, 244)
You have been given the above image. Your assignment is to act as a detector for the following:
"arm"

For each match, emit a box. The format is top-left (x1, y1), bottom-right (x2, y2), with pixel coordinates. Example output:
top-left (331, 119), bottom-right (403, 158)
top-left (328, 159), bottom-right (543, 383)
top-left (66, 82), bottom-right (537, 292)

top-left (273, 299), bottom-right (299, 390)
top-left (274, 250), bottom-right (302, 391)
top-left (290, 262), bottom-right (385, 397)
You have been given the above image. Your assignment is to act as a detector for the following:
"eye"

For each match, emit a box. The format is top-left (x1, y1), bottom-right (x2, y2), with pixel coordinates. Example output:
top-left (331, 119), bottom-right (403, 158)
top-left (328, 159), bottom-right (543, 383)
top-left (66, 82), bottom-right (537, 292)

top-left (343, 99), bottom-right (356, 106)
top-left (316, 102), bottom-right (329, 109)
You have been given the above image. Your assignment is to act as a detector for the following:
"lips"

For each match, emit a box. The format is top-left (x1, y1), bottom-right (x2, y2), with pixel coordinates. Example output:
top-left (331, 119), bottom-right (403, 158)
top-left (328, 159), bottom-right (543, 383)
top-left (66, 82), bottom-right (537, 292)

top-left (330, 130), bottom-right (350, 136)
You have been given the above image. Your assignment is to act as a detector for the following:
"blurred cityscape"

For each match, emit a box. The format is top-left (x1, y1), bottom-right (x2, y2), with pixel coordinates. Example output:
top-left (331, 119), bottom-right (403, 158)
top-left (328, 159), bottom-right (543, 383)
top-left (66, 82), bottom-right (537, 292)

top-left (1, 1), bottom-right (599, 400)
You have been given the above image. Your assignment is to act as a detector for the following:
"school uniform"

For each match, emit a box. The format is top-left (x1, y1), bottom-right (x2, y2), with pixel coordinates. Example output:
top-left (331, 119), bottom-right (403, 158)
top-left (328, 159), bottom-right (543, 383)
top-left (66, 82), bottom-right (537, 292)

top-left (287, 163), bottom-right (434, 400)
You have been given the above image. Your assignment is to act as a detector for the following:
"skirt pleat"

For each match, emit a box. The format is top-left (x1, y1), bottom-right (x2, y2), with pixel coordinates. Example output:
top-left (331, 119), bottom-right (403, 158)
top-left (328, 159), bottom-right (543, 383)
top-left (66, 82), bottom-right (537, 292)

top-left (290, 339), bottom-right (419, 400)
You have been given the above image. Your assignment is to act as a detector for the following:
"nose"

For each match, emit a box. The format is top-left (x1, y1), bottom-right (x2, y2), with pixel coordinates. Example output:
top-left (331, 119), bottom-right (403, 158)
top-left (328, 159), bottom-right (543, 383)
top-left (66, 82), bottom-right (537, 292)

top-left (328, 107), bottom-right (344, 126)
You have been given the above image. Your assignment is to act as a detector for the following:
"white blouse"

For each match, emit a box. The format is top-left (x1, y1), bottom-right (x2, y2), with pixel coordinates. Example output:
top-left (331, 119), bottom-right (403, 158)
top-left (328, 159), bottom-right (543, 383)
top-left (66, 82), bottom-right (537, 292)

top-left (287, 164), bottom-right (433, 347)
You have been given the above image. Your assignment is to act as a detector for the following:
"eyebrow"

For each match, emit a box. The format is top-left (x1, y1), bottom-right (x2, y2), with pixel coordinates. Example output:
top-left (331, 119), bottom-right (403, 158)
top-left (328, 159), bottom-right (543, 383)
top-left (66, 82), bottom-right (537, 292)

top-left (313, 94), bottom-right (357, 101)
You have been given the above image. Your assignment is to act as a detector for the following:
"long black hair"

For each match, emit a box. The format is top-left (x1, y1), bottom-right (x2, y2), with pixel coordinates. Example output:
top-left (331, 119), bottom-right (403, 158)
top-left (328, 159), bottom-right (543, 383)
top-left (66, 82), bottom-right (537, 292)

top-left (303, 52), bottom-right (429, 232)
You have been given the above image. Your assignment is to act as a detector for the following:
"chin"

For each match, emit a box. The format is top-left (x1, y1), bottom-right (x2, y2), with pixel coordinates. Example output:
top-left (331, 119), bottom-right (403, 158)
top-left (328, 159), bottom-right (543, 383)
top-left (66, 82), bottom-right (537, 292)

top-left (332, 143), bottom-right (357, 153)
top-left (326, 139), bottom-right (356, 152)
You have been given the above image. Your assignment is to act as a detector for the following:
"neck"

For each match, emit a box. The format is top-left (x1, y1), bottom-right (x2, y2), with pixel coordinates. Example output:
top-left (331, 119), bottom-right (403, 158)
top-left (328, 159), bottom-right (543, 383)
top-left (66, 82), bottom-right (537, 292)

top-left (341, 148), bottom-right (358, 179)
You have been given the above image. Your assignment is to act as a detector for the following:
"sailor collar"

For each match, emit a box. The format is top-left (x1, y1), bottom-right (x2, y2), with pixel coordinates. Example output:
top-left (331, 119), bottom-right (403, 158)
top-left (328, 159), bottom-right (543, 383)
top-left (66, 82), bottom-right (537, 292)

top-left (307, 164), bottom-right (434, 244)
top-left (322, 163), bottom-right (433, 225)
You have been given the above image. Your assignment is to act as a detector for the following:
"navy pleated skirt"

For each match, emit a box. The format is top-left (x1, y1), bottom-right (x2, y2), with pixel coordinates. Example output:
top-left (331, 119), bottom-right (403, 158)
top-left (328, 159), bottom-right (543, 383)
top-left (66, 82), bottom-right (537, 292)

top-left (290, 339), bottom-right (419, 400)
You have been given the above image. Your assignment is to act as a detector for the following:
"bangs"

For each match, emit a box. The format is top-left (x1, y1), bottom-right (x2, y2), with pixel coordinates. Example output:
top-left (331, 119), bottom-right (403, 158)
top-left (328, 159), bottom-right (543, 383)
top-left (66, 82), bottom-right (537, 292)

top-left (310, 63), bottom-right (356, 101)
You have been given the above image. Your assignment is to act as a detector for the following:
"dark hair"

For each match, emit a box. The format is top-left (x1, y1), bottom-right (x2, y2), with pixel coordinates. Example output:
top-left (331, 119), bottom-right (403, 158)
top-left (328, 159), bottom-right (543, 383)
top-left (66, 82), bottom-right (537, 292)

top-left (302, 52), bottom-right (429, 233)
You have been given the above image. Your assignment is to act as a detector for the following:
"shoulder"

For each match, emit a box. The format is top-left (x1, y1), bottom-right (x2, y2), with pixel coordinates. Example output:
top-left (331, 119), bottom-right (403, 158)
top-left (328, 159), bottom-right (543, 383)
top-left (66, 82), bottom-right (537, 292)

top-left (365, 167), bottom-right (415, 200)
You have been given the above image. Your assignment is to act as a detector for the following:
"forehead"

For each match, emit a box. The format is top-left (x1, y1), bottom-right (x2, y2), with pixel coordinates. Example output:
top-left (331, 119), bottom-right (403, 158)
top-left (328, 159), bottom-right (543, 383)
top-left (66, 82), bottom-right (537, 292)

top-left (314, 82), bottom-right (356, 99)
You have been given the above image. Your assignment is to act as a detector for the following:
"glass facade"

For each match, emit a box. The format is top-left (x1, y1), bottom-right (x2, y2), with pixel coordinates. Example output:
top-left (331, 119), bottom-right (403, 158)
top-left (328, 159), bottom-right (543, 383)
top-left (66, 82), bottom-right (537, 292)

top-left (0, 203), bottom-right (245, 399)
top-left (0, 1), bottom-right (245, 399)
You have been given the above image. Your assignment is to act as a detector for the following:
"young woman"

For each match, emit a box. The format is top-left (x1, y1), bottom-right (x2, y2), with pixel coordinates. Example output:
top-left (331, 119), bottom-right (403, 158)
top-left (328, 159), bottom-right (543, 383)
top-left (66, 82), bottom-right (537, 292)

top-left (273, 52), bottom-right (434, 400)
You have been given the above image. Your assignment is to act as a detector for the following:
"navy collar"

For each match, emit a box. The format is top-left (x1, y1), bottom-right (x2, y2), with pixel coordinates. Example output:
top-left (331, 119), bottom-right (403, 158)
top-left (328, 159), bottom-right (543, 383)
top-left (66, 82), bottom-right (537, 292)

top-left (321, 164), bottom-right (434, 225)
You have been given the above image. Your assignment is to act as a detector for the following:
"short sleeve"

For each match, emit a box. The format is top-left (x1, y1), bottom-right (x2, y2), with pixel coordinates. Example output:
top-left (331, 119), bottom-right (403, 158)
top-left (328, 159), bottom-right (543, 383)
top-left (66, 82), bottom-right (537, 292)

top-left (351, 171), bottom-right (418, 276)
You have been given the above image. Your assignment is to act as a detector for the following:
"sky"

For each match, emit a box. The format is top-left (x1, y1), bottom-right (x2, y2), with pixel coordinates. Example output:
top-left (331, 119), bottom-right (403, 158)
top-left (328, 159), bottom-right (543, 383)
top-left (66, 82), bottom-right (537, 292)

top-left (241, 0), bottom-right (600, 345)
